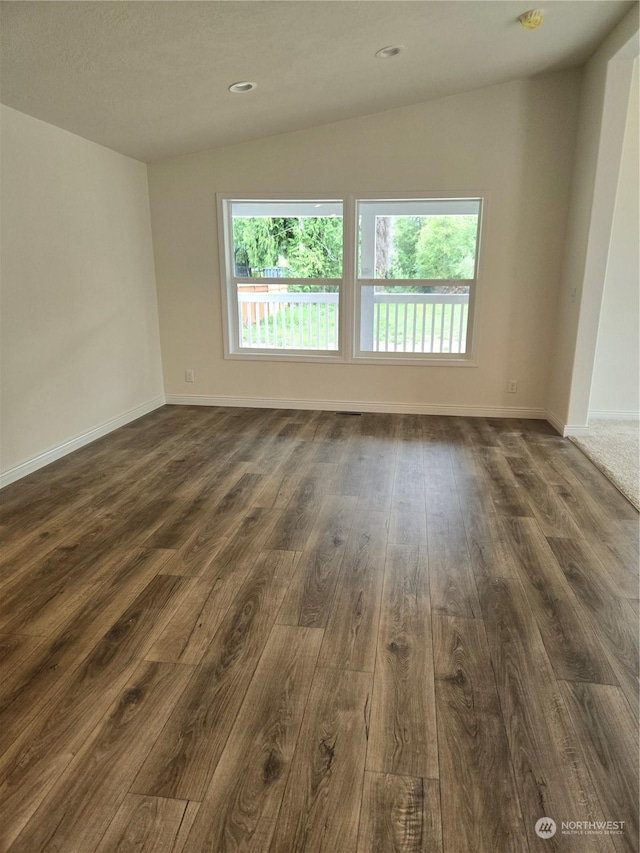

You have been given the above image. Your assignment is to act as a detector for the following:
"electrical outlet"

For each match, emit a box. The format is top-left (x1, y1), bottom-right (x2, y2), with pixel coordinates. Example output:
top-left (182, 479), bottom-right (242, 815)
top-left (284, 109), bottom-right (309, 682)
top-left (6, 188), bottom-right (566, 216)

top-left (185, 369), bottom-right (195, 383)
top-left (507, 379), bottom-right (517, 394)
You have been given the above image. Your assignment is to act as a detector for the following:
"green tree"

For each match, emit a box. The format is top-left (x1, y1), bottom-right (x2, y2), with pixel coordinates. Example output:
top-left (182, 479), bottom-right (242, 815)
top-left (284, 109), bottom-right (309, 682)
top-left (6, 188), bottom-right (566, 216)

top-left (389, 216), bottom-right (424, 279)
top-left (232, 215), bottom-right (342, 284)
top-left (415, 216), bottom-right (477, 279)
top-left (286, 217), bottom-right (342, 279)
top-left (232, 217), bottom-right (297, 271)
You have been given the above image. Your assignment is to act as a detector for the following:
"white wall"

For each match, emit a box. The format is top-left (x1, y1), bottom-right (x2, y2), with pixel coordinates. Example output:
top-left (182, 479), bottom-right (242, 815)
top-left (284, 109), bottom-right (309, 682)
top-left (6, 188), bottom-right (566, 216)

top-left (546, 7), bottom-right (639, 431)
top-left (589, 59), bottom-right (639, 417)
top-left (0, 106), bottom-right (164, 479)
top-left (148, 71), bottom-right (580, 417)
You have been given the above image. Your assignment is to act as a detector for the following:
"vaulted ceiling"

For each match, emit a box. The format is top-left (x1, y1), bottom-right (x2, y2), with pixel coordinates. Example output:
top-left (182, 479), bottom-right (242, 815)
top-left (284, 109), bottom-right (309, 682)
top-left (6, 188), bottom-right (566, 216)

top-left (0, 1), bottom-right (634, 162)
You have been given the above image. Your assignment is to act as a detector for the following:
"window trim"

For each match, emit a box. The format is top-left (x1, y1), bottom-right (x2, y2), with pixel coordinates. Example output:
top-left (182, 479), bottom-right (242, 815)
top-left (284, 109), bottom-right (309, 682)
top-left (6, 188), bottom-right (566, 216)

top-left (217, 194), bottom-right (347, 362)
top-left (351, 194), bottom-right (483, 366)
top-left (217, 192), bottom-right (486, 366)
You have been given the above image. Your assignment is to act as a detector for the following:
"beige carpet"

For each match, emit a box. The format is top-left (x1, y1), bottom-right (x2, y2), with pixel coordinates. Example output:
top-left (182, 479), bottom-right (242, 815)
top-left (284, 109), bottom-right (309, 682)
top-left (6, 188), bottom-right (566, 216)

top-left (570, 419), bottom-right (640, 511)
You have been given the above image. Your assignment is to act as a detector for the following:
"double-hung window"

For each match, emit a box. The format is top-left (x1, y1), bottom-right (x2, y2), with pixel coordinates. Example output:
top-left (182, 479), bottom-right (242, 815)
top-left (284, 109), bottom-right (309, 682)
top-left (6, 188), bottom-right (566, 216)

top-left (218, 198), bottom-right (344, 360)
top-left (218, 195), bottom-right (482, 364)
top-left (355, 197), bottom-right (481, 361)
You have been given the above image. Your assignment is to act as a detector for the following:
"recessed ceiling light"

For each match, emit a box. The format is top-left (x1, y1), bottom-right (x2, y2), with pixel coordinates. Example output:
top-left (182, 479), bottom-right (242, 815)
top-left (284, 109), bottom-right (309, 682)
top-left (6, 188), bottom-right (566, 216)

top-left (375, 45), bottom-right (405, 59)
top-left (229, 81), bottom-right (257, 94)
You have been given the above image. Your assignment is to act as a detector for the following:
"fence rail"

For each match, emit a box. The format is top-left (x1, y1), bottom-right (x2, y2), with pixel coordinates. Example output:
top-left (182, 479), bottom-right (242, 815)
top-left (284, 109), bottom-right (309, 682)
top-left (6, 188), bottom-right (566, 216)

top-left (237, 291), bottom-right (468, 353)
top-left (238, 291), bottom-right (338, 349)
top-left (369, 292), bottom-right (468, 354)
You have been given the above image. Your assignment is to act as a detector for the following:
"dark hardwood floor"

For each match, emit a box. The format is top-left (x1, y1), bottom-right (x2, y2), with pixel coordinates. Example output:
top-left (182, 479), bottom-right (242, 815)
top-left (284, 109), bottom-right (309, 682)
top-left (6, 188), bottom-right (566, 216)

top-left (0, 405), bottom-right (637, 852)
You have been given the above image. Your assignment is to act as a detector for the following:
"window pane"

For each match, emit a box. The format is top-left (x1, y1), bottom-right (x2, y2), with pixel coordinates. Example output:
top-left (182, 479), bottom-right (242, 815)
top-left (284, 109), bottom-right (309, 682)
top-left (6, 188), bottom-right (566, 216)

top-left (359, 284), bottom-right (470, 354)
top-left (231, 201), bottom-right (343, 279)
top-left (238, 283), bottom-right (339, 351)
top-left (358, 199), bottom-right (480, 280)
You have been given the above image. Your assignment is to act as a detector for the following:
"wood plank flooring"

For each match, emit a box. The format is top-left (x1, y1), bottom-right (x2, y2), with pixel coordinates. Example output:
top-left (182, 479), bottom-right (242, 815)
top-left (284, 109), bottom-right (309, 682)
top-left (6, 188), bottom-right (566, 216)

top-left (0, 406), bottom-right (637, 852)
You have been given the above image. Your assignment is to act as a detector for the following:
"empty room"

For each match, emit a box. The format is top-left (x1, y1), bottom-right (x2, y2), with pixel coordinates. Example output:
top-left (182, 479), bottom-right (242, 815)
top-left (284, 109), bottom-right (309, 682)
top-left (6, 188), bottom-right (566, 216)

top-left (0, 2), bottom-right (638, 851)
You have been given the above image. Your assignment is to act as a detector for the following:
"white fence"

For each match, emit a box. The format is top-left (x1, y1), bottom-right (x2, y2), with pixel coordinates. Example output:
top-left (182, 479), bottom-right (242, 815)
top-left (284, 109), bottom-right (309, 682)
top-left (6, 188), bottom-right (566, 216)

top-left (238, 291), bottom-right (338, 349)
top-left (365, 292), bottom-right (468, 353)
top-left (237, 290), bottom-right (468, 353)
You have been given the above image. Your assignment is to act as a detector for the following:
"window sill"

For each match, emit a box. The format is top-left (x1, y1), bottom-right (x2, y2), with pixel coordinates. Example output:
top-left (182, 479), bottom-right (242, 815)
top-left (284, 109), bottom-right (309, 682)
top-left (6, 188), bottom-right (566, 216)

top-left (225, 350), bottom-right (345, 364)
top-left (352, 354), bottom-right (478, 367)
top-left (224, 350), bottom-right (478, 367)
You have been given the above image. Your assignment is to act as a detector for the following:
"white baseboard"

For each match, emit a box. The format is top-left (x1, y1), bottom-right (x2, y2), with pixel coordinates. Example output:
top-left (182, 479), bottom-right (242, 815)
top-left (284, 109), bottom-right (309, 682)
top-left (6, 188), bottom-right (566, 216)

top-left (562, 424), bottom-right (591, 437)
top-left (562, 410), bottom-right (640, 438)
top-left (545, 410), bottom-right (592, 437)
top-left (0, 395), bottom-right (166, 489)
top-left (165, 393), bottom-right (548, 420)
top-left (588, 410), bottom-right (640, 421)
top-left (545, 411), bottom-right (565, 435)
top-left (535, 409), bottom-right (639, 438)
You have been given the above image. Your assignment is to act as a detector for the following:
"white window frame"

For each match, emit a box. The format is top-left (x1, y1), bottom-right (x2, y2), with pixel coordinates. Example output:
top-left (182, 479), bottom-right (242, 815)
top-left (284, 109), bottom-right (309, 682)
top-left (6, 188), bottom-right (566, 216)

top-left (217, 194), bottom-right (347, 363)
top-left (217, 192), bottom-right (485, 366)
top-left (351, 194), bottom-right (483, 366)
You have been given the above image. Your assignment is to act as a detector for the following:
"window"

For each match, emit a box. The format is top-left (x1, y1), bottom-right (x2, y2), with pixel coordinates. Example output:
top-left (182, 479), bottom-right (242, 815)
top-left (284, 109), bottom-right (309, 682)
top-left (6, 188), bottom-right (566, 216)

top-left (356, 198), bottom-right (481, 360)
top-left (219, 199), bottom-right (344, 358)
top-left (218, 195), bottom-right (482, 363)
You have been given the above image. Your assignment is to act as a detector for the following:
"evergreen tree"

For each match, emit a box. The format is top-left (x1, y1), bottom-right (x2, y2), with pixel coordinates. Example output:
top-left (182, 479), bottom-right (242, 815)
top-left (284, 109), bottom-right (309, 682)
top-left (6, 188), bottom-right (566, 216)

top-left (232, 215), bottom-right (342, 284)
top-left (286, 217), bottom-right (342, 279)
top-left (232, 217), bottom-right (296, 271)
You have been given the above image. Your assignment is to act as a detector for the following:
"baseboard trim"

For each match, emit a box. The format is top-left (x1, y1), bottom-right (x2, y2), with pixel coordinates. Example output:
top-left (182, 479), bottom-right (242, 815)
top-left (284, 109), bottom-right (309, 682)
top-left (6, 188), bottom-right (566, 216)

top-left (563, 424), bottom-right (590, 436)
top-left (561, 411), bottom-right (640, 437)
top-left (545, 410), bottom-right (592, 437)
top-left (545, 411), bottom-right (565, 436)
top-left (165, 394), bottom-right (548, 420)
top-left (0, 395), bottom-right (166, 489)
top-left (588, 410), bottom-right (640, 421)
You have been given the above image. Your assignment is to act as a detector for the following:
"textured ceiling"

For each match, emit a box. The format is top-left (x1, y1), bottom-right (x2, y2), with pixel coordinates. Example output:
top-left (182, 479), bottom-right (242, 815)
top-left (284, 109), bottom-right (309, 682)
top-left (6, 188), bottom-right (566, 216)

top-left (0, 1), bottom-right (635, 162)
